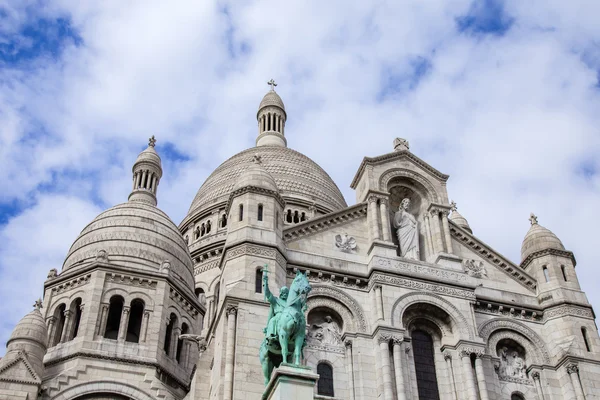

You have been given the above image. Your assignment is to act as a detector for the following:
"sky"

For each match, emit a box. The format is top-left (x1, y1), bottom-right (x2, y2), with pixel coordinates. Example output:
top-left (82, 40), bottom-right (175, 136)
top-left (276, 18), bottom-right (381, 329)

top-left (1, 0), bottom-right (599, 354)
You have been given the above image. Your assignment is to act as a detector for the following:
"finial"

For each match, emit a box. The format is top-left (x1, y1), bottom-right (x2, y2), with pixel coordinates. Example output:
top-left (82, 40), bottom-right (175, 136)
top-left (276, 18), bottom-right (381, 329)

top-left (529, 213), bottom-right (538, 225)
top-left (263, 264), bottom-right (269, 275)
top-left (267, 79), bottom-right (277, 91)
top-left (148, 135), bottom-right (157, 147)
top-left (253, 154), bottom-right (263, 165)
top-left (33, 299), bottom-right (43, 310)
top-left (450, 201), bottom-right (457, 212)
top-left (394, 138), bottom-right (410, 151)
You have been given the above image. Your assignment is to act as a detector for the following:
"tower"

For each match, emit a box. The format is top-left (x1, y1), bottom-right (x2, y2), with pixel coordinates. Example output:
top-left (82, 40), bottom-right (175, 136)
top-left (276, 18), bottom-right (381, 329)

top-left (256, 79), bottom-right (287, 147)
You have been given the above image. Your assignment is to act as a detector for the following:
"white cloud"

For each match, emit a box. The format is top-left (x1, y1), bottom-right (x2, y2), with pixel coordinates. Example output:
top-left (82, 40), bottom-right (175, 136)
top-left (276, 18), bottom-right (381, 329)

top-left (1, 0), bottom-right (600, 353)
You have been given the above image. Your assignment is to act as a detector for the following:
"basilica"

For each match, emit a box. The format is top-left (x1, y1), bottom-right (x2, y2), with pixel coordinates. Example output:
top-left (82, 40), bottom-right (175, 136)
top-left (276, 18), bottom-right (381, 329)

top-left (0, 83), bottom-right (598, 400)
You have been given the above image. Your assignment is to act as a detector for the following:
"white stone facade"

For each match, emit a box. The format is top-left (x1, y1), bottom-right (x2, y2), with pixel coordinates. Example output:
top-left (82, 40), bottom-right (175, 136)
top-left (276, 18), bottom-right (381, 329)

top-left (1, 87), bottom-right (599, 400)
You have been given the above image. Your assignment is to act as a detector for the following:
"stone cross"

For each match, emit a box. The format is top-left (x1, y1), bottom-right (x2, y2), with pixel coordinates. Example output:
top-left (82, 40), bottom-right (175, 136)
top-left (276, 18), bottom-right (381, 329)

top-left (253, 154), bottom-right (262, 164)
top-left (450, 201), bottom-right (457, 212)
top-left (529, 213), bottom-right (538, 225)
top-left (267, 79), bottom-right (277, 91)
top-left (34, 299), bottom-right (43, 310)
top-left (148, 135), bottom-right (157, 147)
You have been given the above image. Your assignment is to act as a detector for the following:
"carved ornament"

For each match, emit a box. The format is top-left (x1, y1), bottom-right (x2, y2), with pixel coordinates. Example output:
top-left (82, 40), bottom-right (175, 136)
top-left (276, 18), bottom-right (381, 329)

top-left (372, 272), bottom-right (476, 300)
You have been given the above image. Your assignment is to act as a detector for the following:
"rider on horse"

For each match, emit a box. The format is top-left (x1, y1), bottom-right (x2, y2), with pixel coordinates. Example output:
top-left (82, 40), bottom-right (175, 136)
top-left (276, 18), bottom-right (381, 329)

top-left (263, 274), bottom-right (288, 346)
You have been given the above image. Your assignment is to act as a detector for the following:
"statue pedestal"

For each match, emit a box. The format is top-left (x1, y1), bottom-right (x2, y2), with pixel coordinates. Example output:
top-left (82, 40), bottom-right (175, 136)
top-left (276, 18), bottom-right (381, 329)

top-left (262, 363), bottom-right (319, 400)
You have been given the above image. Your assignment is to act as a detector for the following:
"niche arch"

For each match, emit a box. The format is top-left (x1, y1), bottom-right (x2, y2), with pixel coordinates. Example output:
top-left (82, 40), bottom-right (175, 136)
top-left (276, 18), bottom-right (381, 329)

top-left (307, 285), bottom-right (367, 333)
top-left (52, 380), bottom-right (154, 400)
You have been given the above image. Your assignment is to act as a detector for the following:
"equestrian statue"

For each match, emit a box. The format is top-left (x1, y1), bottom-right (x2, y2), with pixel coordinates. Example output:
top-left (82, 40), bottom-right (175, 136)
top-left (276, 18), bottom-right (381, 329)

top-left (259, 265), bottom-right (312, 385)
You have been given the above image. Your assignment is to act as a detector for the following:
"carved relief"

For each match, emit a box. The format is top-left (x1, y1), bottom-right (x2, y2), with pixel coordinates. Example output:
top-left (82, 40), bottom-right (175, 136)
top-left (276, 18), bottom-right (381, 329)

top-left (462, 259), bottom-right (487, 278)
top-left (478, 319), bottom-right (550, 364)
top-left (335, 233), bottom-right (357, 253)
top-left (95, 249), bottom-right (110, 263)
top-left (308, 285), bottom-right (367, 332)
top-left (497, 341), bottom-right (526, 380)
top-left (308, 313), bottom-right (342, 346)
top-left (373, 273), bottom-right (476, 300)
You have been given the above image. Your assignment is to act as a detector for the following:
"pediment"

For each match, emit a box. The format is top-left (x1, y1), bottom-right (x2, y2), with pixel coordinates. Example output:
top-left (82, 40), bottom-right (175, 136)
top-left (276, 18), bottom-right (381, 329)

top-left (0, 351), bottom-right (41, 385)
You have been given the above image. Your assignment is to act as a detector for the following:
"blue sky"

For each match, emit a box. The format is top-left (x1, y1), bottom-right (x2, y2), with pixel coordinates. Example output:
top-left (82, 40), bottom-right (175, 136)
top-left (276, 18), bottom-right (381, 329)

top-left (1, 0), bottom-right (600, 353)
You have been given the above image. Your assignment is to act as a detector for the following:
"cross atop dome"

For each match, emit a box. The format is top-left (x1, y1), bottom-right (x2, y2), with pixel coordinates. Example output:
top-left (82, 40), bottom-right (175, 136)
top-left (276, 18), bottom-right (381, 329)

top-left (33, 299), bottom-right (43, 310)
top-left (149, 135), bottom-right (157, 147)
top-left (529, 213), bottom-right (538, 225)
top-left (267, 79), bottom-right (277, 91)
top-left (450, 200), bottom-right (458, 212)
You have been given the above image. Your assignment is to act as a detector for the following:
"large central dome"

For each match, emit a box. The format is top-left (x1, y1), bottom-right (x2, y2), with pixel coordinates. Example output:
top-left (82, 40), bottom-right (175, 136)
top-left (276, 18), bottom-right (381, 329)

top-left (188, 146), bottom-right (347, 215)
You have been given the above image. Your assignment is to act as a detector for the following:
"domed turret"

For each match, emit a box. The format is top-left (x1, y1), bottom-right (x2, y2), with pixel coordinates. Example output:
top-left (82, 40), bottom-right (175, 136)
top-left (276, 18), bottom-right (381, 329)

top-left (233, 155), bottom-right (279, 193)
top-left (449, 201), bottom-right (472, 234)
top-left (256, 79), bottom-right (287, 147)
top-left (521, 213), bottom-right (565, 262)
top-left (128, 135), bottom-right (163, 206)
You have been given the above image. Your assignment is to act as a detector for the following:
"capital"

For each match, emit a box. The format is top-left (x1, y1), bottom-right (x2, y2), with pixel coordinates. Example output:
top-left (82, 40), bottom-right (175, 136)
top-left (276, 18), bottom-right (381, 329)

top-left (459, 349), bottom-right (472, 358)
top-left (532, 371), bottom-right (541, 380)
top-left (430, 208), bottom-right (440, 217)
top-left (63, 310), bottom-right (73, 318)
top-left (227, 306), bottom-right (238, 316)
top-left (443, 352), bottom-right (452, 361)
top-left (377, 333), bottom-right (391, 344)
top-left (392, 335), bottom-right (404, 345)
top-left (368, 195), bottom-right (379, 204)
top-left (566, 363), bottom-right (579, 374)
top-left (344, 339), bottom-right (353, 349)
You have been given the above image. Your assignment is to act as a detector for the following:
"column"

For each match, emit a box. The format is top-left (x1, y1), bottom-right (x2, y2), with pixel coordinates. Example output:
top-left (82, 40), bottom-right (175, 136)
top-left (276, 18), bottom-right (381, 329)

top-left (423, 214), bottom-right (434, 259)
top-left (474, 355), bottom-right (490, 400)
top-left (431, 209), bottom-right (444, 254)
top-left (444, 352), bottom-right (458, 400)
top-left (206, 299), bottom-right (214, 329)
top-left (532, 371), bottom-right (545, 400)
top-left (134, 172), bottom-right (141, 189)
top-left (441, 211), bottom-right (453, 254)
top-left (224, 306), bottom-right (238, 400)
top-left (460, 350), bottom-right (478, 400)
top-left (97, 304), bottom-right (109, 337)
top-left (567, 364), bottom-right (585, 400)
top-left (60, 310), bottom-right (73, 343)
top-left (380, 199), bottom-right (392, 242)
top-left (170, 326), bottom-right (181, 360)
top-left (46, 317), bottom-right (56, 346)
top-left (374, 285), bottom-right (384, 321)
top-left (132, 172), bottom-right (137, 190)
top-left (118, 306), bottom-right (131, 342)
top-left (392, 337), bottom-right (407, 400)
top-left (345, 340), bottom-right (356, 400)
top-left (140, 310), bottom-right (150, 343)
top-left (378, 335), bottom-right (394, 400)
top-left (368, 196), bottom-right (381, 241)
top-left (151, 175), bottom-right (158, 193)
top-left (141, 170), bottom-right (148, 190)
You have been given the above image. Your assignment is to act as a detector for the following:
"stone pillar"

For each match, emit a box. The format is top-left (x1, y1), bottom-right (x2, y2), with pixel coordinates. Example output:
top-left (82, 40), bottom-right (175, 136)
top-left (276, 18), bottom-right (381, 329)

top-left (380, 199), bottom-right (392, 242)
top-left (378, 335), bottom-right (394, 400)
top-left (423, 214), bottom-right (434, 259)
top-left (368, 196), bottom-right (381, 241)
top-left (474, 355), bottom-right (490, 400)
top-left (46, 317), bottom-right (56, 346)
top-left (374, 285), bottom-right (384, 321)
top-left (532, 371), bottom-right (545, 400)
top-left (118, 306), bottom-right (131, 342)
top-left (170, 326), bottom-right (181, 360)
top-left (97, 304), bottom-right (109, 337)
top-left (141, 170), bottom-right (148, 189)
top-left (567, 364), bottom-right (585, 400)
top-left (224, 306), bottom-right (237, 400)
top-left (441, 210), bottom-right (453, 254)
top-left (392, 337), bottom-right (407, 400)
top-left (140, 310), bottom-right (150, 343)
top-left (263, 364), bottom-right (319, 400)
top-left (206, 299), bottom-right (214, 329)
top-left (430, 209), bottom-right (444, 254)
top-left (134, 172), bottom-right (140, 189)
top-left (460, 350), bottom-right (478, 400)
top-left (443, 352), bottom-right (458, 400)
top-left (60, 310), bottom-right (73, 343)
top-left (345, 340), bottom-right (355, 400)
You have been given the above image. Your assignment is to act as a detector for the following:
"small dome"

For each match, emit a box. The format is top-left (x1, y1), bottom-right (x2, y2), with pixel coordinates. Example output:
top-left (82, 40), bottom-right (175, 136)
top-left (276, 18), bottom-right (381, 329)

top-left (134, 145), bottom-right (161, 167)
top-left (258, 90), bottom-right (286, 114)
top-left (521, 214), bottom-right (565, 261)
top-left (449, 201), bottom-right (472, 233)
top-left (63, 202), bottom-right (195, 292)
top-left (233, 157), bottom-right (279, 193)
top-left (7, 307), bottom-right (47, 349)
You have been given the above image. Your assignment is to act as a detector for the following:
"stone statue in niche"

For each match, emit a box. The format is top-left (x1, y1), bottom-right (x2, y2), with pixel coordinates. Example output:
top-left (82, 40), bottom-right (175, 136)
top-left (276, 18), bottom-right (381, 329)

top-left (335, 233), bottom-right (357, 252)
top-left (499, 346), bottom-right (526, 379)
top-left (309, 315), bottom-right (342, 346)
top-left (462, 259), bottom-right (488, 278)
top-left (393, 198), bottom-right (420, 260)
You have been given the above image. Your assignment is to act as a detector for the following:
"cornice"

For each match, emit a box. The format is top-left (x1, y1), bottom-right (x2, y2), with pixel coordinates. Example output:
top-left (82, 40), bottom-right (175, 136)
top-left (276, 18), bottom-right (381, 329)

top-left (474, 300), bottom-right (543, 323)
top-left (449, 220), bottom-right (537, 292)
top-left (520, 248), bottom-right (577, 270)
top-left (283, 203), bottom-right (367, 242)
top-left (350, 150), bottom-right (449, 189)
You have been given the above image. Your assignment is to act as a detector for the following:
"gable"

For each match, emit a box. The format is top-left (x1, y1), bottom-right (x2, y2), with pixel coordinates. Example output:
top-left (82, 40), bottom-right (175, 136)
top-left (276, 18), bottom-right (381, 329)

top-left (0, 352), bottom-right (41, 385)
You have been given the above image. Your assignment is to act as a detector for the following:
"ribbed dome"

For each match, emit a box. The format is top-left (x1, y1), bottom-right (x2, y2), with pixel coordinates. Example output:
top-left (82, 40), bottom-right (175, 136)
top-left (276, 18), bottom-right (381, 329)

top-left (134, 145), bottom-right (161, 166)
top-left (233, 159), bottom-right (279, 192)
top-left (188, 147), bottom-right (347, 216)
top-left (521, 215), bottom-right (565, 261)
top-left (63, 202), bottom-right (195, 291)
top-left (258, 90), bottom-right (286, 113)
top-left (7, 308), bottom-right (47, 348)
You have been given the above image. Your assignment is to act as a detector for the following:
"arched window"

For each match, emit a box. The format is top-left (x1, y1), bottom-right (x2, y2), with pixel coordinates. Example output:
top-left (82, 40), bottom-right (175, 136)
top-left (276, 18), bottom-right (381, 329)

top-left (195, 288), bottom-right (206, 305)
top-left (276, 211), bottom-right (280, 229)
top-left (542, 266), bottom-right (550, 282)
top-left (126, 299), bottom-right (145, 343)
top-left (255, 269), bottom-right (263, 293)
top-left (511, 393), bottom-right (525, 400)
top-left (286, 209), bottom-right (292, 223)
top-left (164, 313), bottom-right (177, 354)
top-left (104, 295), bottom-right (124, 340)
top-left (293, 210), bottom-right (299, 224)
top-left (317, 362), bottom-right (334, 397)
top-left (69, 298), bottom-right (83, 340)
top-left (300, 212), bottom-right (307, 222)
top-left (51, 303), bottom-right (66, 346)
top-left (176, 323), bottom-right (189, 363)
top-left (221, 214), bottom-right (227, 228)
top-left (268, 113), bottom-right (272, 131)
top-left (201, 223), bottom-right (206, 237)
top-left (258, 204), bottom-right (263, 221)
top-left (206, 220), bottom-right (211, 234)
top-left (412, 330), bottom-right (440, 400)
top-left (582, 327), bottom-right (591, 352)
top-left (239, 204), bottom-right (244, 221)
top-left (561, 265), bottom-right (568, 281)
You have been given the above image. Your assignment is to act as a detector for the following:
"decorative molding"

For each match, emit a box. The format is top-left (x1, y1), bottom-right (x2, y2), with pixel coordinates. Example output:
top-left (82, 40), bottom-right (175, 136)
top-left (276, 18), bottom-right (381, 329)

top-left (458, 346), bottom-right (484, 358)
top-left (287, 267), bottom-right (368, 291)
top-left (169, 287), bottom-right (200, 319)
top-left (474, 301), bottom-right (542, 323)
top-left (499, 375), bottom-right (534, 386)
top-left (306, 342), bottom-right (345, 354)
top-left (105, 273), bottom-right (158, 289)
top-left (225, 243), bottom-right (286, 268)
top-left (0, 351), bottom-right (41, 385)
top-left (520, 248), bottom-right (576, 269)
top-left (543, 304), bottom-right (594, 322)
top-left (50, 274), bottom-right (91, 295)
top-left (194, 260), bottom-right (220, 275)
top-left (478, 318), bottom-right (550, 364)
top-left (449, 222), bottom-right (536, 292)
top-left (462, 259), bottom-right (487, 278)
top-left (380, 168), bottom-right (442, 203)
top-left (372, 273), bottom-right (476, 300)
top-left (283, 203), bottom-right (367, 242)
top-left (308, 285), bottom-right (368, 332)
top-left (374, 257), bottom-right (469, 284)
